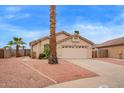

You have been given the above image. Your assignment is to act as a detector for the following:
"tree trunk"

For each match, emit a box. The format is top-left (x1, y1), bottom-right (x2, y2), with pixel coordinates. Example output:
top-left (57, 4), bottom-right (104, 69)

top-left (48, 5), bottom-right (58, 64)
top-left (16, 45), bottom-right (20, 57)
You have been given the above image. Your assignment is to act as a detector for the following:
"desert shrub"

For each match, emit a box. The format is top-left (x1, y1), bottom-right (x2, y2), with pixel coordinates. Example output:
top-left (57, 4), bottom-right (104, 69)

top-left (39, 53), bottom-right (45, 59)
top-left (74, 30), bottom-right (80, 35)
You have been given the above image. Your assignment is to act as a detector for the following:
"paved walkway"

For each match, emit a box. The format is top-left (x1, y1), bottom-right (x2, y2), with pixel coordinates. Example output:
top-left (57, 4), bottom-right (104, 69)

top-left (47, 59), bottom-right (124, 88)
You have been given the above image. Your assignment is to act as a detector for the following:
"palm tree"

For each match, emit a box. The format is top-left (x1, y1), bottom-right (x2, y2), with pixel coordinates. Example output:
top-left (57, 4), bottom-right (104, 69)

top-left (8, 37), bottom-right (26, 57)
top-left (48, 5), bottom-right (58, 64)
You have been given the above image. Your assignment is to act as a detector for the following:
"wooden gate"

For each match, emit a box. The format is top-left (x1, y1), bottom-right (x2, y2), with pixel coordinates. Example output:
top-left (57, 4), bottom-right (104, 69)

top-left (0, 49), bottom-right (4, 58)
top-left (24, 49), bottom-right (31, 56)
top-left (92, 51), bottom-right (97, 58)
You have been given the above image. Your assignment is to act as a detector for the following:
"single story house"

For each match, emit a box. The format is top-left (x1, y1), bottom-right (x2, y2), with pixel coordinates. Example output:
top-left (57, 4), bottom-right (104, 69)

top-left (29, 31), bottom-right (94, 59)
top-left (94, 36), bottom-right (124, 59)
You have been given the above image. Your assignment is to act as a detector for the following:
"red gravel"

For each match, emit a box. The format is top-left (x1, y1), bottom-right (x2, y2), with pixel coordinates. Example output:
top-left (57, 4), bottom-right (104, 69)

top-left (0, 59), bottom-right (54, 88)
top-left (25, 59), bottom-right (98, 83)
top-left (94, 58), bottom-right (124, 66)
top-left (0, 58), bottom-right (98, 88)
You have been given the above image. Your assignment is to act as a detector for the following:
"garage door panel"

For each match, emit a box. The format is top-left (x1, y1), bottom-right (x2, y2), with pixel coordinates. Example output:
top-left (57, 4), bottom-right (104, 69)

top-left (61, 48), bottom-right (88, 59)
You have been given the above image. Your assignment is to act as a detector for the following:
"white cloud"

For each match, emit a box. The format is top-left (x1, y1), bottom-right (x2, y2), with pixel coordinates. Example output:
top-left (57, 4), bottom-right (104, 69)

top-left (22, 13), bottom-right (30, 18)
top-left (0, 23), bottom-right (49, 48)
top-left (0, 41), bottom-right (6, 47)
top-left (13, 30), bottom-right (46, 39)
top-left (3, 13), bottom-right (30, 19)
top-left (57, 9), bottom-right (124, 44)
top-left (119, 9), bottom-right (124, 18)
top-left (5, 6), bottom-right (21, 13)
top-left (4, 14), bottom-right (16, 19)
top-left (60, 22), bottom-right (124, 44)
top-left (0, 23), bottom-right (45, 38)
top-left (1, 6), bottom-right (30, 20)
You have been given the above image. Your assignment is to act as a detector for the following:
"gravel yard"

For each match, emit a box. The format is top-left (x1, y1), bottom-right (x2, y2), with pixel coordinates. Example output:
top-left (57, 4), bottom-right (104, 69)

top-left (0, 58), bottom-right (97, 88)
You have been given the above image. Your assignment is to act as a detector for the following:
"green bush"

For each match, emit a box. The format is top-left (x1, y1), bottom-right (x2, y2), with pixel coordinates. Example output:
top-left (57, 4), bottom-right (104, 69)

top-left (38, 44), bottom-right (50, 59)
top-left (74, 30), bottom-right (80, 35)
top-left (39, 53), bottom-right (45, 59)
top-left (43, 44), bottom-right (50, 59)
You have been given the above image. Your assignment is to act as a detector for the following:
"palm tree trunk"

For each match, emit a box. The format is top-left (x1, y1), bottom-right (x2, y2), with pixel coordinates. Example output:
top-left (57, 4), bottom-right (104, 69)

top-left (16, 45), bottom-right (19, 57)
top-left (48, 5), bottom-right (58, 64)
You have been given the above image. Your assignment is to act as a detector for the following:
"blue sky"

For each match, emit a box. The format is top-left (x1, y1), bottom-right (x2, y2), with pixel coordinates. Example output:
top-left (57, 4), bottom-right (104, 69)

top-left (0, 5), bottom-right (124, 48)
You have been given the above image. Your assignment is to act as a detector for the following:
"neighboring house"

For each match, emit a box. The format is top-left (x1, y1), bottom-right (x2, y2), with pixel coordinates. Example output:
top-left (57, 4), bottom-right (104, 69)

top-left (94, 37), bottom-right (124, 59)
top-left (29, 31), bottom-right (94, 59)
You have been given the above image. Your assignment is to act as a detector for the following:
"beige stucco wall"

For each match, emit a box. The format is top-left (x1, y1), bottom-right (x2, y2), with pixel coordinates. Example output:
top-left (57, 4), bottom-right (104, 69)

top-left (32, 33), bottom-right (69, 58)
top-left (58, 38), bottom-right (91, 46)
top-left (32, 44), bottom-right (37, 53)
top-left (32, 44), bottom-right (39, 58)
top-left (56, 34), bottom-right (69, 41)
top-left (98, 45), bottom-right (124, 59)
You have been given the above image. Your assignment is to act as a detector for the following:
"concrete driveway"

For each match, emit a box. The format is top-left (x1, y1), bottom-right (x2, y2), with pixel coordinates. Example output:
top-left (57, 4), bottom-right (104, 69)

top-left (48, 59), bottom-right (124, 88)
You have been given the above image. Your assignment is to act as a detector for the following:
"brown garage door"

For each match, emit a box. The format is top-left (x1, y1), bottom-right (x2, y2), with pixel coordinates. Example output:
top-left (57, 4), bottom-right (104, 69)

top-left (0, 49), bottom-right (4, 58)
top-left (61, 46), bottom-right (89, 59)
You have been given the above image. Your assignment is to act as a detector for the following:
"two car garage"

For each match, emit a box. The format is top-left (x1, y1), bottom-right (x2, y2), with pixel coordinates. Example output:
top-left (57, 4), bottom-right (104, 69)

top-left (58, 45), bottom-right (92, 59)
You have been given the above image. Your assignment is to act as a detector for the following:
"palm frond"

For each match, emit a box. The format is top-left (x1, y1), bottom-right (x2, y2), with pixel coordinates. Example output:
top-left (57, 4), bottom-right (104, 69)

top-left (3, 45), bottom-right (11, 49)
top-left (13, 37), bottom-right (19, 41)
top-left (8, 41), bottom-right (14, 46)
top-left (20, 41), bottom-right (26, 45)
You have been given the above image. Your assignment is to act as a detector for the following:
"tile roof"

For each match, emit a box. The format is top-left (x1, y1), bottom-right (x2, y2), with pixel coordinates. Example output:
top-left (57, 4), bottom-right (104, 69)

top-left (95, 36), bottom-right (124, 48)
top-left (57, 35), bottom-right (94, 45)
top-left (29, 31), bottom-right (71, 46)
top-left (29, 31), bottom-right (94, 46)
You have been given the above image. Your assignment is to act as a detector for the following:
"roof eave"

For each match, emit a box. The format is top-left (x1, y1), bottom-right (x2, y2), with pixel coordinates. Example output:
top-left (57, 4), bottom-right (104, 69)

top-left (29, 31), bottom-right (72, 46)
top-left (95, 43), bottom-right (124, 48)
